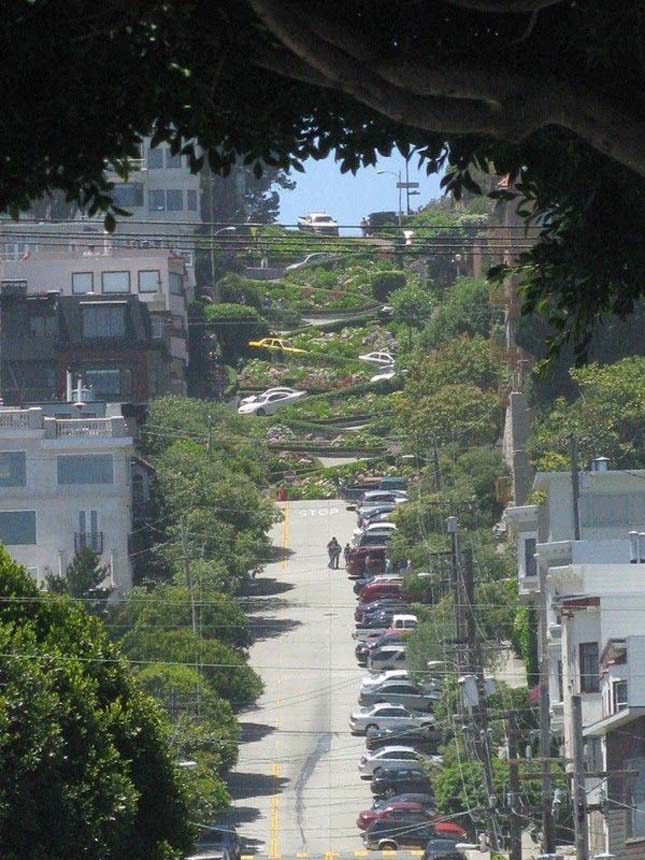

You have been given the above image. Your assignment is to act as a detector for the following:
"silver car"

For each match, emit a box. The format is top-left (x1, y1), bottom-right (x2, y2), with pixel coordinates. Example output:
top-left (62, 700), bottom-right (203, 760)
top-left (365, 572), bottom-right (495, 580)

top-left (358, 745), bottom-right (422, 777)
top-left (349, 703), bottom-right (435, 735)
top-left (359, 679), bottom-right (438, 712)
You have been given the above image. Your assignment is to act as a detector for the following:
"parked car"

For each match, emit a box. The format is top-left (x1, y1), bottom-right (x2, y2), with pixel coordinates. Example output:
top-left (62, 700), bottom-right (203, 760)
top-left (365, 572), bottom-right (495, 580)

top-left (247, 336), bottom-right (307, 354)
top-left (363, 815), bottom-right (440, 850)
top-left (358, 350), bottom-right (397, 367)
top-left (346, 545), bottom-right (387, 578)
top-left (356, 490), bottom-right (408, 511)
top-left (422, 836), bottom-right (463, 860)
top-left (350, 702), bottom-right (434, 735)
top-left (379, 476), bottom-right (408, 492)
top-left (190, 826), bottom-right (241, 860)
top-left (368, 644), bottom-right (408, 671)
top-left (388, 614), bottom-right (418, 633)
top-left (357, 531), bottom-right (394, 548)
top-left (284, 252), bottom-right (338, 271)
top-left (353, 573), bottom-right (403, 596)
top-left (297, 212), bottom-right (339, 235)
top-left (359, 580), bottom-right (410, 604)
top-left (360, 669), bottom-right (411, 692)
top-left (371, 366), bottom-right (396, 383)
top-left (370, 766), bottom-right (432, 797)
top-left (359, 679), bottom-right (436, 711)
top-left (359, 745), bottom-right (422, 778)
top-left (237, 388), bottom-right (306, 416)
top-left (352, 521), bottom-right (397, 545)
top-left (371, 792), bottom-right (436, 812)
top-left (366, 726), bottom-right (442, 752)
top-left (358, 504), bottom-right (396, 526)
top-left (357, 799), bottom-right (436, 830)
top-left (238, 386), bottom-right (303, 406)
top-left (355, 598), bottom-right (410, 622)
top-left (355, 632), bottom-right (407, 664)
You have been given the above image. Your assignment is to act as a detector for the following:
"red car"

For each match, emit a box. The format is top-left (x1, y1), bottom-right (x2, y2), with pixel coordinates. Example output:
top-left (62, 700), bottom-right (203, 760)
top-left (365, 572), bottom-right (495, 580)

top-left (359, 580), bottom-right (411, 604)
top-left (347, 546), bottom-right (387, 578)
top-left (357, 802), bottom-right (468, 838)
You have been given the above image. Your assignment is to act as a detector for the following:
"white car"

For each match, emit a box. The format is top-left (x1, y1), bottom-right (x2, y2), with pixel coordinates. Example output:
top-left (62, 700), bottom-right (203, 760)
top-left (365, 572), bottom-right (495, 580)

top-left (352, 521), bottom-right (397, 545)
top-left (358, 746), bottom-right (423, 778)
top-left (237, 389), bottom-right (305, 416)
top-left (360, 669), bottom-right (411, 693)
top-left (238, 386), bottom-right (301, 406)
top-left (349, 703), bottom-right (435, 735)
top-left (359, 350), bottom-right (397, 367)
top-left (285, 252), bottom-right (337, 271)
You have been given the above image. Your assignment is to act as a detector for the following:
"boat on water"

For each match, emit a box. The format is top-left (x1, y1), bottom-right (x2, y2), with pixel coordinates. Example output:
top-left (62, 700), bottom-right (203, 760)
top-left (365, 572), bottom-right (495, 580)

top-left (297, 212), bottom-right (339, 236)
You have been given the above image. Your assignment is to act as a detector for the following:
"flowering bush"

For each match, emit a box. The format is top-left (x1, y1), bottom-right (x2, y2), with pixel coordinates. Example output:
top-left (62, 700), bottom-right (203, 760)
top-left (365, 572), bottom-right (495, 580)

top-left (238, 359), bottom-right (369, 390)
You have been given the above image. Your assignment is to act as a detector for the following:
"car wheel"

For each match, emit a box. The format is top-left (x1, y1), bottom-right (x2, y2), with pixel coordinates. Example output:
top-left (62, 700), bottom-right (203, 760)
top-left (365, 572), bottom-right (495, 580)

top-left (379, 841), bottom-right (398, 851)
top-left (384, 787), bottom-right (396, 798)
top-left (365, 723), bottom-right (379, 732)
top-left (255, 408), bottom-right (266, 416)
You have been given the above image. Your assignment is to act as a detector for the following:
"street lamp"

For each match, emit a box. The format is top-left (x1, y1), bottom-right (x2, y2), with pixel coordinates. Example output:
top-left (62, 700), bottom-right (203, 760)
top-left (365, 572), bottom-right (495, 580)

top-left (377, 169), bottom-right (402, 226)
top-left (211, 226), bottom-right (237, 301)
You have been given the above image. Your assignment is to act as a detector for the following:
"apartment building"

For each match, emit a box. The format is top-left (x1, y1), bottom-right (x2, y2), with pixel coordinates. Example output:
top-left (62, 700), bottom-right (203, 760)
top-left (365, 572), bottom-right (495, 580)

top-left (0, 407), bottom-right (135, 593)
top-left (0, 247), bottom-right (190, 392)
top-left (506, 460), bottom-right (645, 857)
top-left (0, 286), bottom-right (174, 404)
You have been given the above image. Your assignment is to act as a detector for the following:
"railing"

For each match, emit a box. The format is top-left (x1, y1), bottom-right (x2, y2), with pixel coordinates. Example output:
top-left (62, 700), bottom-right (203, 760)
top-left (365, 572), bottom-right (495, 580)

top-left (56, 419), bottom-right (113, 437)
top-left (0, 411), bottom-right (30, 429)
top-left (74, 532), bottom-right (104, 553)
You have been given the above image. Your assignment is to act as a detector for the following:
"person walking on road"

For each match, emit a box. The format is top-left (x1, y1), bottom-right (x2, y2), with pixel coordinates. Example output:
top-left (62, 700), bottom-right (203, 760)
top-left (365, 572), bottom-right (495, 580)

top-left (344, 542), bottom-right (352, 567)
top-left (327, 537), bottom-right (341, 569)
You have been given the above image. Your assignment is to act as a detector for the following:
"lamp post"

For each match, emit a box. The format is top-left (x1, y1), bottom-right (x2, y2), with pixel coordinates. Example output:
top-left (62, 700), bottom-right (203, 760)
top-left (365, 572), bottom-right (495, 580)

top-left (210, 226), bottom-right (236, 301)
top-left (377, 169), bottom-right (402, 226)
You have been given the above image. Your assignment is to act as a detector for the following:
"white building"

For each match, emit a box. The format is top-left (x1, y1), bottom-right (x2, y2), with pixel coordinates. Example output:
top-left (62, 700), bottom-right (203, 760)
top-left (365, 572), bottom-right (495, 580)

top-left (0, 407), bottom-right (135, 593)
top-left (0, 247), bottom-right (191, 392)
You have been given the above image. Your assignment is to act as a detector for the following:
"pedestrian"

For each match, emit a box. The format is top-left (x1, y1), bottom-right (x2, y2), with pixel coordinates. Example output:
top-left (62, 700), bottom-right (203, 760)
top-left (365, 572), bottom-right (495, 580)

top-left (405, 558), bottom-right (413, 573)
top-left (327, 537), bottom-right (341, 569)
top-left (344, 543), bottom-right (351, 567)
top-left (385, 557), bottom-right (392, 574)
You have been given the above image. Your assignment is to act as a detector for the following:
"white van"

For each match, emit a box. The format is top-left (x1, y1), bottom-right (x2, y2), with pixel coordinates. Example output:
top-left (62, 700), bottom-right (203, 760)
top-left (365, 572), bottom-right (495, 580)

top-left (390, 614), bottom-right (418, 632)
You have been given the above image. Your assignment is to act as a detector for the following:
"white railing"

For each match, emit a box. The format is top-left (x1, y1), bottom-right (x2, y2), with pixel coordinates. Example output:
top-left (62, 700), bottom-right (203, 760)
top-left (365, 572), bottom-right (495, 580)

top-left (56, 419), bottom-right (113, 438)
top-left (0, 411), bottom-right (30, 429)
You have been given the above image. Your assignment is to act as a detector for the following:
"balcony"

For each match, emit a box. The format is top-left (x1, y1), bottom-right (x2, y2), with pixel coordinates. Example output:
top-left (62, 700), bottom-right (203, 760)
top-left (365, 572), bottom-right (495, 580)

top-left (56, 419), bottom-right (114, 438)
top-left (75, 532), bottom-right (104, 553)
top-left (0, 410), bottom-right (31, 429)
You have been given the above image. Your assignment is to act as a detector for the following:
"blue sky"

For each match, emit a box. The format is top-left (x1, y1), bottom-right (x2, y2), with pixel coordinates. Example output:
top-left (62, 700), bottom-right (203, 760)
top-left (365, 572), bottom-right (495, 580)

top-left (277, 153), bottom-right (443, 234)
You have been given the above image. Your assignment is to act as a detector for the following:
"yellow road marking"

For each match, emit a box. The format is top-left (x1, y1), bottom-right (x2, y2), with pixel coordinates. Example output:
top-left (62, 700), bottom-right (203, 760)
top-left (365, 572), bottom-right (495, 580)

top-left (381, 852), bottom-right (397, 857)
top-left (410, 851), bottom-right (424, 856)
top-left (240, 855), bottom-right (254, 859)
top-left (280, 500), bottom-right (289, 572)
top-left (324, 853), bottom-right (339, 860)
top-left (296, 853), bottom-right (308, 858)
top-left (353, 852), bottom-right (369, 857)
top-left (269, 762), bottom-right (281, 860)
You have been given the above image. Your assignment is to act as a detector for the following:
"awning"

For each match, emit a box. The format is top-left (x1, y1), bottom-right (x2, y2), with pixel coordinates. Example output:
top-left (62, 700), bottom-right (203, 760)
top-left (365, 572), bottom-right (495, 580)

top-left (584, 706), bottom-right (645, 737)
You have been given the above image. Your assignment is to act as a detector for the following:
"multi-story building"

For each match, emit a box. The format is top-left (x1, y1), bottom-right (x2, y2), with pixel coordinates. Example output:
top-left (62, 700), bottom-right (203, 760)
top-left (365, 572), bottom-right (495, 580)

top-left (0, 286), bottom-right (174, 404)
top-left (0, 247), bottom-right (191, 392)
top-left (506, 460), bottom-right (645, 857)
top-left (0, 406), bottom-right (135, 593)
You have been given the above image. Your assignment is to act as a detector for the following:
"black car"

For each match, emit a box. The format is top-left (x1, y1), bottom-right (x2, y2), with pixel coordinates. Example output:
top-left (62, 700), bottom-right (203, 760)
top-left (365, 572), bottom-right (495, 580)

top-left (371, 766), bottom-right (431, 797)
top-left (355, 611), bottom-right (397, 632)
top-left (366, 725), bottom-right (442, 752)
top-left (355, 600), bottom-right (411, 622)
top-left (363, 816), bottom-right (441, 850)
top-left (356, 633), bottom-right (405, 663)
top-left (422, 836), bottom-right (462, 860)
top-left (372, 792), bottom-right (436, 812)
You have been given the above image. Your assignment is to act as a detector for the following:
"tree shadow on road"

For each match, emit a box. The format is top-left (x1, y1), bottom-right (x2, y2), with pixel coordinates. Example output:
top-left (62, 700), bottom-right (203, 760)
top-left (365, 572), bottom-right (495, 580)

top-left (251, 615), bottom-right (302, 642)
top-left (228, 771), bottom-right (289, 800)
top-left (226, 805), bottom-right (263, 827)
top-left (243, 577), bottom-right (295, 598)
top-left (238, 594), bottom-right (294, 615)
top-left (263, 545), bottom-right (295, 563)
top-left (239, 721), bottom-right (277, 743)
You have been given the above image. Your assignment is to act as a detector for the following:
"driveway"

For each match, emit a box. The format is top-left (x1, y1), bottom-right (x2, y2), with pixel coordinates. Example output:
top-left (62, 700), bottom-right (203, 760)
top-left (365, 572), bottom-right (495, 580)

top-left (228, 499), bottom-right (374, 860)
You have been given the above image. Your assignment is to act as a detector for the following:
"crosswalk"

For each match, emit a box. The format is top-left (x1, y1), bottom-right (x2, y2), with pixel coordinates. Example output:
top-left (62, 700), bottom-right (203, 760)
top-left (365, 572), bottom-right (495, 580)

top-left (240, 850), bottom-right (426, 860)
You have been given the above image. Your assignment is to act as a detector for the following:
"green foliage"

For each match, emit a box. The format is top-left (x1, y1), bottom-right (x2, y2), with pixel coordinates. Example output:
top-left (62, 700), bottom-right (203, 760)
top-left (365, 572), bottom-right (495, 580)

top-left (214, 273), bottom-right (262, 309)
top-left (0, 550), bottom-right (191, 860)
top-left (529, 357), bottom-right (645, 469)
top-left (422, 278), bottom-right (497, 350)
top-left (204, 303), bottom-right (268, 363)
top-left (45, 548), bottom-right (112, 616)
top-left (370, 271), bottom-right (407, 302)
top-left (389, 282), bottom-right (434, 348)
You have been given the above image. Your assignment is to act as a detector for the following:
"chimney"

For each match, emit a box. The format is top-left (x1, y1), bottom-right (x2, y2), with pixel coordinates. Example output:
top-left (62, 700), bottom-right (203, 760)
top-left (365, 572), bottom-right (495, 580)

top-left (591, 456), bottom-right (610, 472)
top-left (629, 531), bottom-right (639, 563)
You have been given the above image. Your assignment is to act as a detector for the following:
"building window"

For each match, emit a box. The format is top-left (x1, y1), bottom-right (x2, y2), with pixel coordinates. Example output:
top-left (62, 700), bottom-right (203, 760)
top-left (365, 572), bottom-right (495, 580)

top-left (169, 272), bottom-right (184, 296)
top-left (524, 537), bottom-right (537, 577)
top-left (147, 148), bottom-right (163, 169)
top-left (82, 305), bottom-right (126, 339)
top-left (150, 316), bottom-right (164, 339)
top-left (186, 189), bottom-right (198, 211)
top-left (29, 314), bottom-right (57, 337)
top-left (613, 680), bottom-right (628, 712)
top-left (57, 455), bottom-right (114, 485)
top-left (83, 368), bottom-right (129, 398)
top-left (72, 272), bottom-right (94, 295)
top-left (148, 189), bottom-right (166, 211)
top-left (625, 756), bottom-right (645, 839)
top-left (0, 511), bottom-right (36, 545)
top-left (101, 271), bottom-right (130, 294)
top-left (557, 660), bottom-right (564, 702)
top-left (165, 151), bottom-right (183, 168)
top-left (166, 190), bottom-right (183, 211)
top-left (112, 183), bottom-right (144, 207)
top-left (0, 452), bottom-right (26, 487)
top-left (579, 642), bottom-right (600, 693)
top-left (138, 270), bottom-right (160, 293)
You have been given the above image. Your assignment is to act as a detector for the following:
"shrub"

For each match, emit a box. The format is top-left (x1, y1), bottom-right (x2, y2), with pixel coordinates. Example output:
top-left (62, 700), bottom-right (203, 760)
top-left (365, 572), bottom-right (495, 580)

top-left (370, 270), bottom-right (407, 301)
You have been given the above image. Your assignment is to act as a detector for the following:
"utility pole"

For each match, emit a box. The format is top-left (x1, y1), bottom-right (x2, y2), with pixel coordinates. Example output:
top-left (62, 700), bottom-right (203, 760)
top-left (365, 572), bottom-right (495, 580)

top-left (181, 517), bottom-right (197, 634)
top-left (571, 694), bottom-right (589, 860)
top-left (537, 556), bottom-right (556, 855)
top-left (462, 546), bottom-right (499, 852)
top-left (506, 720), bottom-right (523, 860)
top-left (432, 439), bottom-right (442, 492)
top-left (570, 434), bottom-right (581, 540)
top-left (446, 516), bottom-right (464, 668)
top-left (207, 413), bottom-right (212, 454)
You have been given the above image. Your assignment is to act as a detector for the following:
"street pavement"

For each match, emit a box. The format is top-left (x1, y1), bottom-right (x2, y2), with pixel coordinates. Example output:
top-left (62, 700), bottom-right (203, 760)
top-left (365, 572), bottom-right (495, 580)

top-left (227, 498), bottom-right (383, 860)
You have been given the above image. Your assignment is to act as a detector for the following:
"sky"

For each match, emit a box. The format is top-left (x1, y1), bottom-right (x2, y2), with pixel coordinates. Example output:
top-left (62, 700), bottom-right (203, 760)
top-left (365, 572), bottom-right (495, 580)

top-left (277, 153), bottom-right (443, 235)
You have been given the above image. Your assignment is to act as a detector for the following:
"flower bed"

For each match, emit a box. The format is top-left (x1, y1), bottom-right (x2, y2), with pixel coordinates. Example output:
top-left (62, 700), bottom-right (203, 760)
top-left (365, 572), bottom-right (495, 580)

top-left (237, 359), bottom-right (369, 391)
top-left (291, 324), bottom-right (398, 359)
top-left (281, 389), bottom-right (402, 421)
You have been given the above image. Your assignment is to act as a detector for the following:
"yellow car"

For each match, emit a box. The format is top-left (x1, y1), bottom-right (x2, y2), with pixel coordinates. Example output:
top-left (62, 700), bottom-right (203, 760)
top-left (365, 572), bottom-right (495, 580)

top-left (247, 336), bottom-right (307, 354)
